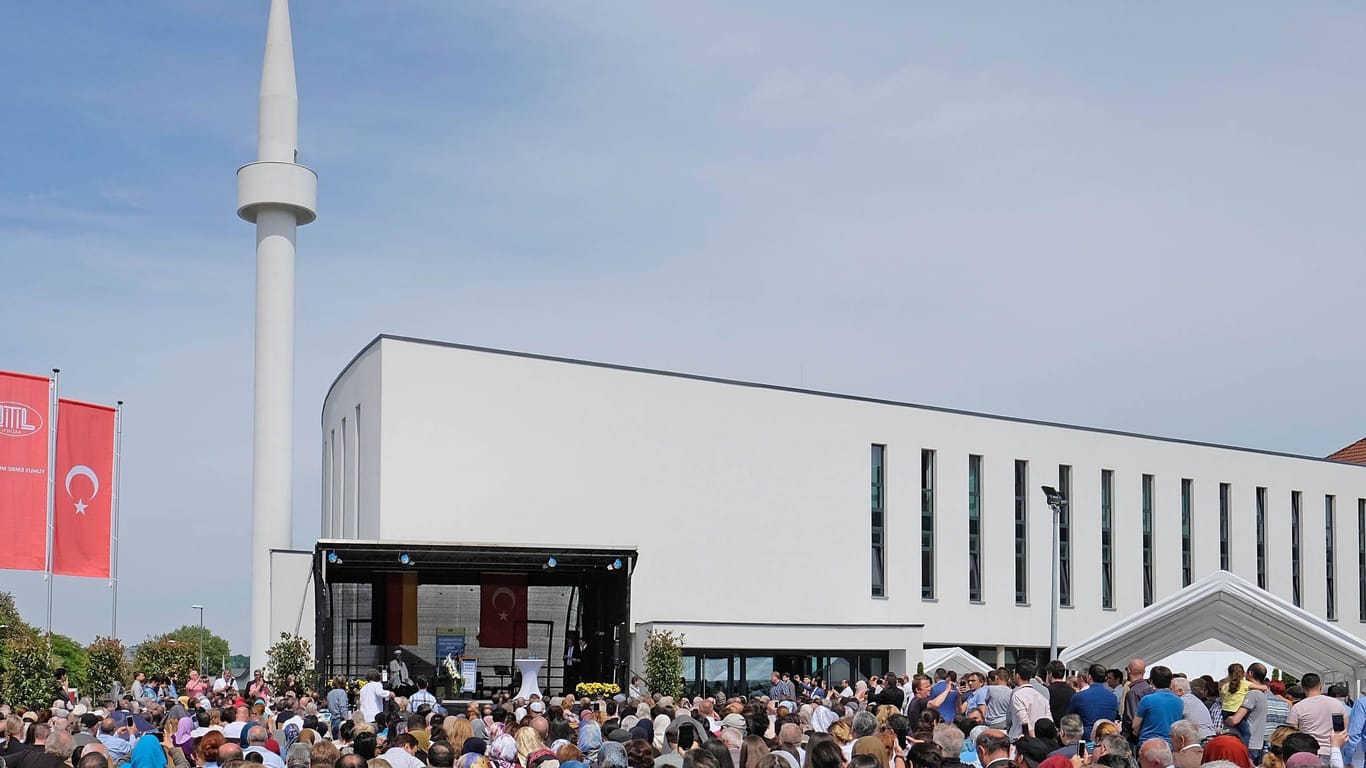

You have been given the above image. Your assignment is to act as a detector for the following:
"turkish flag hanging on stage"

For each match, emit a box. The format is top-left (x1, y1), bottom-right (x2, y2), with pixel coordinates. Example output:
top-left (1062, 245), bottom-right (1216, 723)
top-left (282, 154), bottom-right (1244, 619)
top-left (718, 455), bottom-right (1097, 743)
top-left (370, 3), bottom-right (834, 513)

top-left (478, 573), bottom-right (528, 648)
top-left (0, 371), bottom-right (51, 572)
top-left (53, 399), bottom-right (115, 578)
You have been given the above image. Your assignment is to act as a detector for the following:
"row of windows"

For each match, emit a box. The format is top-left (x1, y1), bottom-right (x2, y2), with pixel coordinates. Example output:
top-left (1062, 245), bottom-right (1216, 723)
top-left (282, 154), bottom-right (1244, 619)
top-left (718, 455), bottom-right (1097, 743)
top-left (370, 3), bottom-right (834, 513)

top-left (868, 447), bottom-right (1366, 621)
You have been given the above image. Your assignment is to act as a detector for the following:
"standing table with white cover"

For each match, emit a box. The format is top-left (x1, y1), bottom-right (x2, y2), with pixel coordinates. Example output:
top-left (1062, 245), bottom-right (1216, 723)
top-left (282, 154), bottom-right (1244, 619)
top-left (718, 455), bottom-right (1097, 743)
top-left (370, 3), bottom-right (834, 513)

top-left (515, 657), bottom-right (544, 700)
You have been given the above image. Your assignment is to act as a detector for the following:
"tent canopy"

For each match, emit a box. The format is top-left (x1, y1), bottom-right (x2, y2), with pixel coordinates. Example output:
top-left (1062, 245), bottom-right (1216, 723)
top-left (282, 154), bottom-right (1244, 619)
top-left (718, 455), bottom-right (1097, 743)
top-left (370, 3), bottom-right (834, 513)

top-left (1059, 571), bottom-right (1366, 681)
top-left (922, 646), bottom-right (993, 676)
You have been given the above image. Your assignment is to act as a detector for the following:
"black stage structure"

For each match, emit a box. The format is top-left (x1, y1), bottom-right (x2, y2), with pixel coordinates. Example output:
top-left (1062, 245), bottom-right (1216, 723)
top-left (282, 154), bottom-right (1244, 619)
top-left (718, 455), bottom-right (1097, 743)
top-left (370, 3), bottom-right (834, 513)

top-left (314, 540), bottom-right (635, 699)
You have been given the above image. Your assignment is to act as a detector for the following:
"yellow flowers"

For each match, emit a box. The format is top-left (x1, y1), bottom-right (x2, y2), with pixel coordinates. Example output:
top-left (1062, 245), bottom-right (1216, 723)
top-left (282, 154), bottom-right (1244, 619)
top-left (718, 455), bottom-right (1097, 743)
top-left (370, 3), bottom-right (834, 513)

top-left (575, 682), bottom-right (621, 697)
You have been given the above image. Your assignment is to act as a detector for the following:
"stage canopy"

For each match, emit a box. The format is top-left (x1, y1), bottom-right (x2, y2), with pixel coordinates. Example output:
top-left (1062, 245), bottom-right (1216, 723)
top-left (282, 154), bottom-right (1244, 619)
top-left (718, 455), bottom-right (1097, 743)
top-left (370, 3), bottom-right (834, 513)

top-left (922, 646), bottom-right (993, 676)
top-left (1059, 570), bottom-right (1366, 684)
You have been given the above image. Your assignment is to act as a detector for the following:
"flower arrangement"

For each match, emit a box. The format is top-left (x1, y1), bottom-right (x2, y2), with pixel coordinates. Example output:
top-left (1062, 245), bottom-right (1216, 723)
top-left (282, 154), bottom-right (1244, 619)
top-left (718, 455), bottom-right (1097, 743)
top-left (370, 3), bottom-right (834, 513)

top-left (575, 681), bottom-right (621, 697)
top-left (443, 654), bottom-right (465, 687)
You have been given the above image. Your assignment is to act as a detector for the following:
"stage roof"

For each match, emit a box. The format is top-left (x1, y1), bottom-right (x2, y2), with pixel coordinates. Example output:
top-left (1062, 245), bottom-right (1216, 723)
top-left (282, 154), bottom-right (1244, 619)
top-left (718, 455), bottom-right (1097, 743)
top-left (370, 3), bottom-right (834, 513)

top-left (315, 539), bottom-right (637, 583)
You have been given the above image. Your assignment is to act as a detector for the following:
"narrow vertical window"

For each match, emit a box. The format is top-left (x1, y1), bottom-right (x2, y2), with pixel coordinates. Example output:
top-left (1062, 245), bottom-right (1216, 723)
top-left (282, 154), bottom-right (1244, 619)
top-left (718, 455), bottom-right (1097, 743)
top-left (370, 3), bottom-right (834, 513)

top-left (1058, 465), bottom-right (1072, 607)
top-left (870, 445), bottom-right (885, 597)
top-left (1218, 483), bottom-right (1231, 571)
top-left (1291, 491), bottom-right (1302, 607)
top-left (1181, 479), bottom-right (1194, 587)
top-left (1358, 499), bottom-right (1365, 622)
top-left (1142, 474), bottom-right (1155, 606)
top-left (968, 455), bottom-right (983, 602)
top-left (1101, 469), bottom-right (1114, 609)
top-left (921, 449), bottom-right (936, 600)
top-left (1325, 494), bottom-right (1336, 620)
top-left (1256, 487), bottom-right (1268, 589)
top-left (1014, 460), bottom-right (1028, 605)
top-left (340, 416), bottom-right (350, 537)
top-left (354, 404), bottom-right (362, 536)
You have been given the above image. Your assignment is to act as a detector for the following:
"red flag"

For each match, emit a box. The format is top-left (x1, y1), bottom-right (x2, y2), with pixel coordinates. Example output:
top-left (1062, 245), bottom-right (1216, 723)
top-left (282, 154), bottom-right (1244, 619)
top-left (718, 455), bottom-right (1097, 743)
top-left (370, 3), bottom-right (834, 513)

top-left (0, 371), bottom-right (50, 572)
top-left (478, 573), bottom-right (527, 648)
top-left (52, 399), bottom-right (115, 578)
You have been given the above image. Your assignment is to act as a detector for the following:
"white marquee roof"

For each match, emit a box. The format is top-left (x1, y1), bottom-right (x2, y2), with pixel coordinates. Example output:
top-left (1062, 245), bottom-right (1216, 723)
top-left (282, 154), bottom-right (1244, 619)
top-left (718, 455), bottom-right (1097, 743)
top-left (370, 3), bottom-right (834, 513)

top-left (1060, 571), bottom-right (1366, 680)
top-left (923, 646), bottom-right (994, 676)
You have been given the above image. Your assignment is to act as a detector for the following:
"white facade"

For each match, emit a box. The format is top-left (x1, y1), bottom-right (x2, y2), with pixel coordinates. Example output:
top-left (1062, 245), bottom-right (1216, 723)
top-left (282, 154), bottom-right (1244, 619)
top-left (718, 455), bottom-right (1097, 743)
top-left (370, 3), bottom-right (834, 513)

top-left (321, 335), bottom-right (1366, 670)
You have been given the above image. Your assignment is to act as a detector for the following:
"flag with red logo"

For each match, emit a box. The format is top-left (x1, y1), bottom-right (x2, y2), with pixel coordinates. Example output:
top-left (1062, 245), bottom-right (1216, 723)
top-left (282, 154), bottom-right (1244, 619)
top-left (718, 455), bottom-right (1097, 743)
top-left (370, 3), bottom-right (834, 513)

top-left (478, 573), bottom-right (528, 648)
top-left (52, 399), bottom-right (116, 578)
top-left (0, 371), bottom-right (51, 572)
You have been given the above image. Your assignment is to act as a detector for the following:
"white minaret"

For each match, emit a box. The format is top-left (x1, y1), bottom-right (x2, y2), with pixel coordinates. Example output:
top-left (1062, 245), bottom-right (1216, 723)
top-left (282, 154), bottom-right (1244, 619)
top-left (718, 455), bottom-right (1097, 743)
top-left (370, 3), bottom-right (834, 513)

top-left (237, 0), bottom-right (316, 670)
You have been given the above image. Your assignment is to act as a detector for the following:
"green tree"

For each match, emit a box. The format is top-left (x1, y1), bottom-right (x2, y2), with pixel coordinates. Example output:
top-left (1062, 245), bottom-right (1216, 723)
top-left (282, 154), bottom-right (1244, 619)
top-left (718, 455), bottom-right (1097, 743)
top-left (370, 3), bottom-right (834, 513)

top-left (160, 625), bottom-right (231, 672)
top-left (1, 633), bottom-right (55, 709)
top-left (266, 633), bottom-right (314, 689)
top-left (133, 637), bottom-right (199, 681)
top-left (87, 637), bottom-right (128, 702)
top-left (644, 629), bottom-right (684, 701)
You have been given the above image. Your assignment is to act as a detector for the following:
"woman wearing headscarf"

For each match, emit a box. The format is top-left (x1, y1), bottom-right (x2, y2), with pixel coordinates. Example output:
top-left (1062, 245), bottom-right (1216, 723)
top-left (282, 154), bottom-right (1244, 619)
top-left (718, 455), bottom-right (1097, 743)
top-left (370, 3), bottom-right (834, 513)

top-left (517, 727), bottom-right (548, 766)
top-left (851, 738), bottom-right (890, 768)
top-left (160, 717), bottom-right (191, 768)
top-left (1202, 735), bottom-right (1254, 768)
top-left (651, 714), bottom-right (670, 752)
top-left (132, 733), bottom-right (170, 768)
top-left (486, 734), bottom-right (519, 768)
top-left (597, 742), bottom-right (629, 768)
top-left (579, 712), bottom-right (604, 764)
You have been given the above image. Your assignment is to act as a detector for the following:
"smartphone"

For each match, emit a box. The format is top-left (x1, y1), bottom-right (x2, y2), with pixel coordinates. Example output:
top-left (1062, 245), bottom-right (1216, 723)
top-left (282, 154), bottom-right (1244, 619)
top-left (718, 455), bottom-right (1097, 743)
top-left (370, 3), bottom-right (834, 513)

top-left (125, 716), bottom-right (134, 729)
top-left (1333, 713), bottom-right (1345, 731)
top-left (1078, 742), bottom-right (1089, 760)
top-left (394, 721), bottom-right (407, 735)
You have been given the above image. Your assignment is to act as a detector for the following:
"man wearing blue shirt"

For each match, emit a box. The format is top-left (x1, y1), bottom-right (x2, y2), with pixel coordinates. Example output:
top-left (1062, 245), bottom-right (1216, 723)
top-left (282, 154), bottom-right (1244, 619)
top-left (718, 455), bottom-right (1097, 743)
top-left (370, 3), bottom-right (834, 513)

top-left (1068, 664), bottom-right (1120, 738)
top-left (1132, 666), bottom-right (1184, 744)
top-left (928, 668), bottom-right (960, 721)
top-left (1344, 691), bottom-right (1366, 768)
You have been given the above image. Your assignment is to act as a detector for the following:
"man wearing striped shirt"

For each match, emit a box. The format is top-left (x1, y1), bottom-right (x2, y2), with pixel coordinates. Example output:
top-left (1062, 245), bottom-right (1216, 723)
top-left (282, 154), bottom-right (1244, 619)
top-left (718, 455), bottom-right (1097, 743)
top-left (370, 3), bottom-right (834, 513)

top-left (408, 677), bottom-right (438, 713)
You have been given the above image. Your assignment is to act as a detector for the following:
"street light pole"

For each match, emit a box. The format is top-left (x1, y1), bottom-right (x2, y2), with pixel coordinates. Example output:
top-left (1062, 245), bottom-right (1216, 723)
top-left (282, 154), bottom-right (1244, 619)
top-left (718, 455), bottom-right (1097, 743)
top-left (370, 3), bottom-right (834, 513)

top-left (1041, 486), bottom-right (1066, 663)
top-left (192, 605), bottom-right (205, 675)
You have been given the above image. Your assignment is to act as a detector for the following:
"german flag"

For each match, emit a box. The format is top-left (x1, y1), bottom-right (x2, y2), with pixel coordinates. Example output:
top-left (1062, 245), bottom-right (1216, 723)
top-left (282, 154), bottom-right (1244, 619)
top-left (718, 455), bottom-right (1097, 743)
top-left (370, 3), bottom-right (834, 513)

top-left (371, 572), bottom-right (418, 646)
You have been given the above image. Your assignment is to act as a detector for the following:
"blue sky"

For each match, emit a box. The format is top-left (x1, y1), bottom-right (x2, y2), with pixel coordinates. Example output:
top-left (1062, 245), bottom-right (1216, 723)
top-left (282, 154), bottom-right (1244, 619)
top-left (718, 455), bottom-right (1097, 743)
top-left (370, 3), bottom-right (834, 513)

top-left (3, 2), bottom-right (1365, 656)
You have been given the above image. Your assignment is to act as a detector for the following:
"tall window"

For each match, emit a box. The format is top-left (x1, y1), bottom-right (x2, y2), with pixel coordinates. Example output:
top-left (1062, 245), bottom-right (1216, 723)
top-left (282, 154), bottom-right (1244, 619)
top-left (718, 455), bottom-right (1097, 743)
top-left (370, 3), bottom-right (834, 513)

top-left (1256, 487), bottom-right (1268, 589)
top-left (1325, 494), bottom-right (1336, 620)
top-left (921, 450), bottom-right (936, 600)
top-left (1101, 469), bottom-right (1114, 609)
top-left (1291, 491), bottom-right (1302, 607)
top-left (1058, 465), bottom-right (1072, 607)
top-left (1181, 479), bottom-right (1194, 587)
top-left (1142, 474), bottom-right (1155, 606)
top-left (871, 445), bottom-right (886, 598)
top-left (1358, 499), bottom-right (1365, 622)
top-left (1219, 483), bottom-right (1232, 571)
top-left (968, 455), bottom-right (983, 602)
top-left (1015, 460), bottom-right (1028, 605)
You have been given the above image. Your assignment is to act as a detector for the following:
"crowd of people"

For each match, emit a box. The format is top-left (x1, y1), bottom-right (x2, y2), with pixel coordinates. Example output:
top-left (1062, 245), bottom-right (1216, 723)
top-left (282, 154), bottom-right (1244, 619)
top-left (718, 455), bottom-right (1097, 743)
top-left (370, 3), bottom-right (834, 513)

top-left (0, 656), bottom-right (1360, 768)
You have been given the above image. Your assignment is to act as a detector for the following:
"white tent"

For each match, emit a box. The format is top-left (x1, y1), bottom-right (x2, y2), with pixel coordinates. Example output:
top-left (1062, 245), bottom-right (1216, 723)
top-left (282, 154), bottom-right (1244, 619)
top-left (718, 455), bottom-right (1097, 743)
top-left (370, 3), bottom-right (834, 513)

top-left (1060, 571), bottom-right (1366, 687)
top-left (922, 646), bottom-right (993, 676)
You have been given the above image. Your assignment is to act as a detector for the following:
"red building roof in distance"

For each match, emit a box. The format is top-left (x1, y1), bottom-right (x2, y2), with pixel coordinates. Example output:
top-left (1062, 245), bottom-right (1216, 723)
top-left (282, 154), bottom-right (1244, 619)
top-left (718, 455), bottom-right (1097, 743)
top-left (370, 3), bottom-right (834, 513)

top-left (1327, 438), bottom-right (1366, 465)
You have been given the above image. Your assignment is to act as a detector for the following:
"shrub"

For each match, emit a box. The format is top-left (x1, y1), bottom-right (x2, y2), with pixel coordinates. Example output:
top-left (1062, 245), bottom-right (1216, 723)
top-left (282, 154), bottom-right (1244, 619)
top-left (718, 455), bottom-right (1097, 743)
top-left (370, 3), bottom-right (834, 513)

top-left (644, 629), bottom-right (684, 700)
top-left (1, 634), bottom-right (56, 709)
top-left (266, 633), bottom-right (314, 689)
top-left (87, 637), bottom-right (128, 702)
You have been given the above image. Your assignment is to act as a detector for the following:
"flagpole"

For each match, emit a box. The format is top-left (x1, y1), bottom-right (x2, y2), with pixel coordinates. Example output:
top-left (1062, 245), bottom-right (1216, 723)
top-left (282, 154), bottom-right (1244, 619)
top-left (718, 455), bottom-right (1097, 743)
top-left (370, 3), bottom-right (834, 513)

top-left (110, 400), bottom-right (123, 639)
top-left (45, 368), bottom-right (60, 646)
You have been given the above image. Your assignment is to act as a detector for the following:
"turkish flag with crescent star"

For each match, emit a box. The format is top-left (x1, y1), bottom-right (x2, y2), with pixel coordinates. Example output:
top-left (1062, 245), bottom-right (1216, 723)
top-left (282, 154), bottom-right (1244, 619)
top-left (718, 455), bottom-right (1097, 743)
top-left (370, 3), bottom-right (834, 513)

top-left (478, 573), bottom-right (528, 648)
top-left (53, 399), bottom-right (115, 578)
top-left (0, 371), bottom-right (51, 572)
